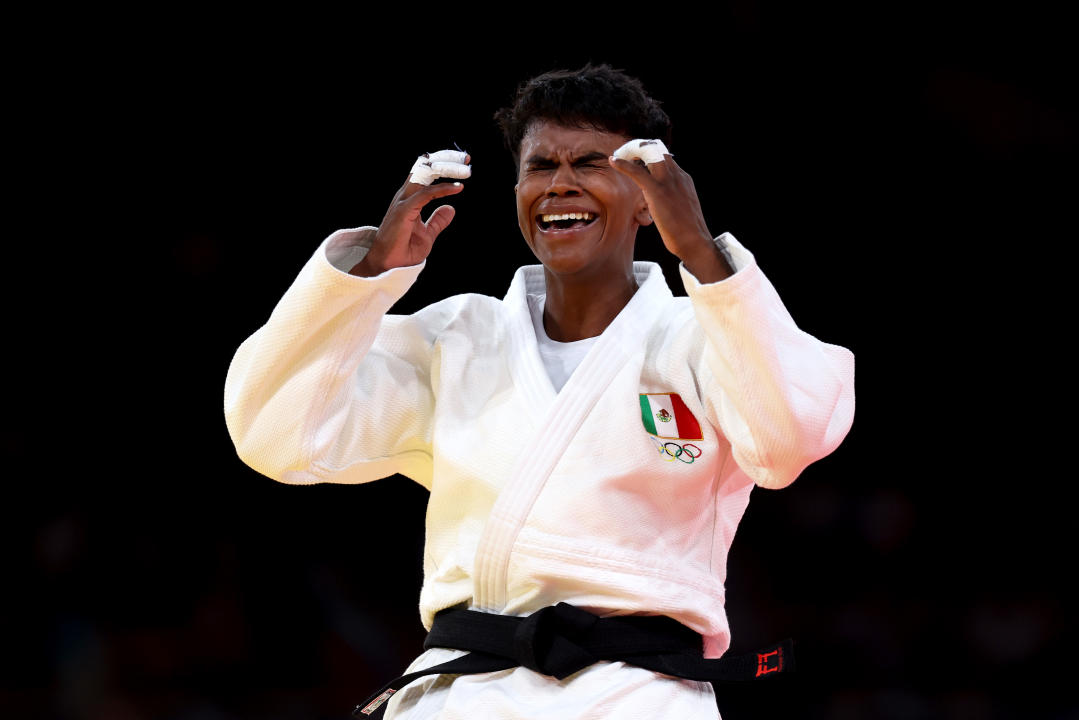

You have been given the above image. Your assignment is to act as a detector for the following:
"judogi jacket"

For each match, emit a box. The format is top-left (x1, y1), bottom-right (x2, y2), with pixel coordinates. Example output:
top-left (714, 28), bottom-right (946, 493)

top-left (224, 227), bottom-right (856, 718)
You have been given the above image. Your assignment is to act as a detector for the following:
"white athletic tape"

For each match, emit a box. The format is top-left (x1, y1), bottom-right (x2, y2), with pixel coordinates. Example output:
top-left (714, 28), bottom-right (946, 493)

top-left (613, 138), bottom-right (670, 165)
top-left (409, 149), bottom-right (471, 185)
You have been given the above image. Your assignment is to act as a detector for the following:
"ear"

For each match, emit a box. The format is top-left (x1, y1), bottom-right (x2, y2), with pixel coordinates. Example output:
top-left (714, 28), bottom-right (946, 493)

top-left (635, 198), bottom-right (653, 227)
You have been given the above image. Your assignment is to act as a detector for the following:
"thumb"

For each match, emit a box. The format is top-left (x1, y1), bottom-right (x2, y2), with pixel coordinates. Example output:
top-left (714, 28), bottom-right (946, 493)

top-left (424, 205), bottom-right (457, 238)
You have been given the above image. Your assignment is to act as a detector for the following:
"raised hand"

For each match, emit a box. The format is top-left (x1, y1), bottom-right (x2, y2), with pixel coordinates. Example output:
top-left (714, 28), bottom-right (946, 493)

top-left (609, 140), bottom-right (733, 284)
top-left (350, 150), bottom-right (471, 277)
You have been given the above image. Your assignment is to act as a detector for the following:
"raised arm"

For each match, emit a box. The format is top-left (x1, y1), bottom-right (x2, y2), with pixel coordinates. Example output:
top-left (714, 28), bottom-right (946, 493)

top-left (679, 237), bottom-right (855, 489)
top-left (224, 150), bottom-right (472, 488)
top-left (611, 141), bottom-right (855, 488)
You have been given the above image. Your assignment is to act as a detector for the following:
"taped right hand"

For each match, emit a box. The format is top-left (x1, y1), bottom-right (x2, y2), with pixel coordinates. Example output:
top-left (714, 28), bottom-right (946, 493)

top-left (349, 149), bottom-right (472, 277)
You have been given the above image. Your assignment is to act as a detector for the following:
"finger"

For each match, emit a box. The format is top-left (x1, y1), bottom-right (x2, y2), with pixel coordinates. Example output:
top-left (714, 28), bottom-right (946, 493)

top-left (423, 204), bottom-right (457, 238)
top-left (428, 161), bottom-right (472, 180)
top-left (608, 155), bottom-right (658, 190)
top-left (648, 155), bottom-right (671, 182)
top-left (402, 180), bottom-right (465, 213)
top-left (613, 138), bottom-right (671, 166)
top-left (425, 149), bottom-right (469, 164)
top-left (654, 153), bottom-right (685, 181)
top-left (409, 149), bottom-right (472, 185)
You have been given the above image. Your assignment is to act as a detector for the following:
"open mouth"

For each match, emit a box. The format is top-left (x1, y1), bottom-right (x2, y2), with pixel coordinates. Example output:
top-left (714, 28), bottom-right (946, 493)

top-left (536, 212), bottom-right (598, 231)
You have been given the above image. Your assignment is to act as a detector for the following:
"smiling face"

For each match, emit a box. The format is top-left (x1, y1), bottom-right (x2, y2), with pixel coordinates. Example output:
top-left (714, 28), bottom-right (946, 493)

top-left (515, 121), bottom-right (652, 279)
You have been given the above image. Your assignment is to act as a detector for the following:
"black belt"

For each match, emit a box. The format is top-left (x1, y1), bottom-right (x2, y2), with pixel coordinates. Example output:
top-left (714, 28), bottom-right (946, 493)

top-left (353, 603), bottom-right (793, 718)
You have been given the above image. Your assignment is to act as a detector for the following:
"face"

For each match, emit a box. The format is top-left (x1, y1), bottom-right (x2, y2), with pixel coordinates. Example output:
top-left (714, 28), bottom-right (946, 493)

top-left (515, 121), bottom-right (652, 278)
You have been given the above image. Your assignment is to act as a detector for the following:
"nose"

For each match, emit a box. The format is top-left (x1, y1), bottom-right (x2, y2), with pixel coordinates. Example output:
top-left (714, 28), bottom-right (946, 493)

top-left (546, 163), bottom-right (582, 197)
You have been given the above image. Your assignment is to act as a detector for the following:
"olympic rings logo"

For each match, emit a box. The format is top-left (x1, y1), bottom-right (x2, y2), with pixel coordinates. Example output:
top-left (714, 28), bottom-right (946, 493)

top-left (648, 436), bottom-right (703, 464)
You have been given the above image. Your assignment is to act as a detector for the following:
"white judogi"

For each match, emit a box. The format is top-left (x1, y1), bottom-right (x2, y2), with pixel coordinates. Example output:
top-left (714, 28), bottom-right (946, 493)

top-left (224, 227), bottom-right (855, 719)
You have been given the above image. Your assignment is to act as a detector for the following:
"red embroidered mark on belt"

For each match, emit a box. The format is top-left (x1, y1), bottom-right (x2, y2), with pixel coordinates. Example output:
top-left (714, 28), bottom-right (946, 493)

top-left (755, 648), bottom-right (783, 676)
top-left (360, 689), bottom-right (396, 715)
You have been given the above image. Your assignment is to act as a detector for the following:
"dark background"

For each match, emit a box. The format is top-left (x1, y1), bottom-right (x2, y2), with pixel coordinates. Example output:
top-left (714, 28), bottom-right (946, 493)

top-left (6, 5), bottom-right (1075, 719)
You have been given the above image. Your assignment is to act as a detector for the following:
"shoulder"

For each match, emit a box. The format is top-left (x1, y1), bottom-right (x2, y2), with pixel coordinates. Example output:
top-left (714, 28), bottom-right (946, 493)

top-left (645, 295), bottom-right (698, 344)
top-left (412, 292), bottom-right (505, 326)
top-left (382, 292), bottom-right (510, 350)
top-left (408, 263), bottom-right (534, 334)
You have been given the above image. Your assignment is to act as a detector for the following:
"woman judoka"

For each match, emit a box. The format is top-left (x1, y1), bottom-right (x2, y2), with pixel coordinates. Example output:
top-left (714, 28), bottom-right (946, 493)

top-left (224, 64), bottom-right (855, 719)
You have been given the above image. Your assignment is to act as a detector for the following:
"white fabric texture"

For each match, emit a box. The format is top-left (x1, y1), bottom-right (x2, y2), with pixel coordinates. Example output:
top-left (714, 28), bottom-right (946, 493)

top-left (224, 226), bottom-right (855, 719)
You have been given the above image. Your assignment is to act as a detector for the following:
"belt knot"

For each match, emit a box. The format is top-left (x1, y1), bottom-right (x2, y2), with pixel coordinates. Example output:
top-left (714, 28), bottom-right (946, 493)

top-left (513, 602), bottom-right (599, 679)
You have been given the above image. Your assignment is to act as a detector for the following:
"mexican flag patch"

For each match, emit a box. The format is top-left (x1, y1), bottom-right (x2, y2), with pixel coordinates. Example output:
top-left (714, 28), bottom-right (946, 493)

top-left (639, 393), bottom-right (703, 440)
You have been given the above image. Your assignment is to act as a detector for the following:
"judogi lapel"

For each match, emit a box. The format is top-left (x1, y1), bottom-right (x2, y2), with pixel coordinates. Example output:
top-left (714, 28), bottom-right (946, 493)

top-left (473, 262), bottom-right (673, 611)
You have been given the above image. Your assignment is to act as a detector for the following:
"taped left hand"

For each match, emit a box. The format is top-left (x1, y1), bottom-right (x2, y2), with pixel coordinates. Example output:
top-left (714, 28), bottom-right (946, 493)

top-left (609, 140), bottom-right (733, 282)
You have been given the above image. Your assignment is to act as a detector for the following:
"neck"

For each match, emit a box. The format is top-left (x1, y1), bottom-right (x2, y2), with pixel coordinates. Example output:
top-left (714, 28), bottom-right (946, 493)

top-left (541, 263), bottom-right (639, 342)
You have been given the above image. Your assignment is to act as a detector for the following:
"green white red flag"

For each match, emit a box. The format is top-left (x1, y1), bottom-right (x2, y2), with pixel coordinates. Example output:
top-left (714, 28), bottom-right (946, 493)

top-left (639, 393), bottom-right (703, 440)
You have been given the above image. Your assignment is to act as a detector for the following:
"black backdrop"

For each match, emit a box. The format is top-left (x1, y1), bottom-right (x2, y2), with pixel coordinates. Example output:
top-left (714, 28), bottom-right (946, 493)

top-left (7, 6), bottom-right (1075, 719)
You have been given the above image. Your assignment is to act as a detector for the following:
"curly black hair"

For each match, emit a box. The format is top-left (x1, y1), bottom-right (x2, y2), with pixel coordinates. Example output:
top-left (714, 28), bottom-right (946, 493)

top-left (494, 63), bottom-right (672, 169)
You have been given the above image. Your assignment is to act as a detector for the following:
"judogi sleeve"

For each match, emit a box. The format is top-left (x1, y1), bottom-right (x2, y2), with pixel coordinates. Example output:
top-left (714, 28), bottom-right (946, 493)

top-left (680, 233), bottom-right (856, 490)
top-left (224, 226), bottom-right (437, 488)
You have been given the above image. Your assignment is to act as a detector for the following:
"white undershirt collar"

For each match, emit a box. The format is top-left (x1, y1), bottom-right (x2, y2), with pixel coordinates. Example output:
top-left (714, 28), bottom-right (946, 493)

top-left (526, 294), bottom-right (599, 393)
